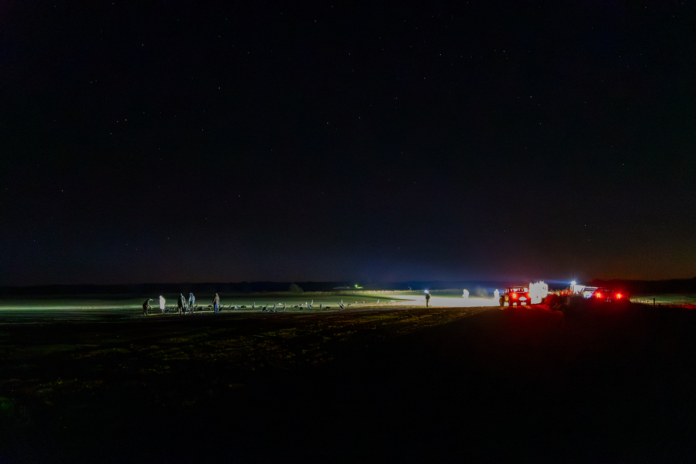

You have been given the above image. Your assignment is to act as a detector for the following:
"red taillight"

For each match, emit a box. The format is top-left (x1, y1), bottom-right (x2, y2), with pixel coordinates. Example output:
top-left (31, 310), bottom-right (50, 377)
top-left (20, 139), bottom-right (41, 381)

top-left (512, 293), bottom-right (517, 299)
top-left (596, 292), bottom-right (602, 298)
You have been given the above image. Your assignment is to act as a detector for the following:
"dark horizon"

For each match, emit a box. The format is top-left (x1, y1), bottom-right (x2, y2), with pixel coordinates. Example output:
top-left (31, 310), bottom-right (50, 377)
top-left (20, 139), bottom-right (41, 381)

top-left (0, 279), bottom-right (547, 294)
top-left (2, 0), bottom-right (695, 286)
top-left (3, 276), bottom-right (696, 297)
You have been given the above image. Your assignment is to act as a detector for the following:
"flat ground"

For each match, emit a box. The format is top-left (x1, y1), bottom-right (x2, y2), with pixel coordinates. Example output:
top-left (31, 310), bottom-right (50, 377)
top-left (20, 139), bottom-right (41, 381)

top-left (2, 300), bottom-right (696, 463)
top-left (0, 292), bottom-right (497, 314)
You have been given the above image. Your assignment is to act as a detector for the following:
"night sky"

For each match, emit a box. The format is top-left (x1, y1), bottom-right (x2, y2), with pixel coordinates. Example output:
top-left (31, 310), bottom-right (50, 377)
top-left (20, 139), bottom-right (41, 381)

top-left (2, 0), bottom-right (695, 286)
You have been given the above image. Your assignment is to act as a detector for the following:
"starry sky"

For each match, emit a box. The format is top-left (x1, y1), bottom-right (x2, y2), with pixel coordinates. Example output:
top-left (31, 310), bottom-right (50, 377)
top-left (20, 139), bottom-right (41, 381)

top-left (1, 0), bottom-right (696, 286)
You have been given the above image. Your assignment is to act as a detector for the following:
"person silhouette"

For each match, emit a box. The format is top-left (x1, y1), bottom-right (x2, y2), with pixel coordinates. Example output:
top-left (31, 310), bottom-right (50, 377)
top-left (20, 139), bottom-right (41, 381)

top-left (213, 293), bottom-right (220, 314)
top-left (178, 294), bottom-right (186, 315)
top-left (142, 299), bottom-right (153, 316)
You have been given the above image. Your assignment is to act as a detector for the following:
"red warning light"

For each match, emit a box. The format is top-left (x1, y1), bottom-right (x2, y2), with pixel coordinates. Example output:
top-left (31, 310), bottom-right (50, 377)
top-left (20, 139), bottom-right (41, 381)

top-left (596, 292), bottom-right (602, 298)
top-left (617, 294), bottom-right (622, 299)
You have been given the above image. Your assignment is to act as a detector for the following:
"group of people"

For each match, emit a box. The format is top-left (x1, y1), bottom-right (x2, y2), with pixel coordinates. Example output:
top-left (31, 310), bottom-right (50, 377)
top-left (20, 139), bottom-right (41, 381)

top-left (140, 295), bottom-right (376, 316)
top-left (142, 293), bottom-right (220, 316)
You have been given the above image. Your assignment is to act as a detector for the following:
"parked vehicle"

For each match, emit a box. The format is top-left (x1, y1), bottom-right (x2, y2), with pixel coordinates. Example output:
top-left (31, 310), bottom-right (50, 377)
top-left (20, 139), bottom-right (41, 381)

top-left (588, 287), bottom-right (630, 303)
top-left (501, 286), bottom-right (532, 307)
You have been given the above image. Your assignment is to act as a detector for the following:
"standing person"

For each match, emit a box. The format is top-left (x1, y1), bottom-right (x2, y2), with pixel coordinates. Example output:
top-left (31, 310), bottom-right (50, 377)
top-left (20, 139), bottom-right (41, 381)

top-left (425, 290), bottom-right (431, 308)
top-left (142, 299), bottom-right (153, 316)
top-left (178, 293), bottom-right (186, 315)
top-left (159, 295), bottom-right (166, 314)
top-left (188, 293), bottom-right (196, 311)
top-left (213, 293), bottom-right (220, 314)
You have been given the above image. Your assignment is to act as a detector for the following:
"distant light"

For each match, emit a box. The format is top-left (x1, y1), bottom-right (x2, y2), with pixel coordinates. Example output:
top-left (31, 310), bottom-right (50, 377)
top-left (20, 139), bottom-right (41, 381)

top-left (571, 281), bottom-right (576, 286)
top-left (512, 293), bottom-right (517, 299)
top-left (424, 290), bottom-right (429, 294)
top-left (596, 292), bottom-right (602, 298)
top-left (617, 294), bottom-right (622, 299)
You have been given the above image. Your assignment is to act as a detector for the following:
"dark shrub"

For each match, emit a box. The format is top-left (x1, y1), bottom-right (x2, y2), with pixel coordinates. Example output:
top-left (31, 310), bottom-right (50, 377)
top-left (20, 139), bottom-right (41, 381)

top-left (288, 283), bottom-right (303, 293)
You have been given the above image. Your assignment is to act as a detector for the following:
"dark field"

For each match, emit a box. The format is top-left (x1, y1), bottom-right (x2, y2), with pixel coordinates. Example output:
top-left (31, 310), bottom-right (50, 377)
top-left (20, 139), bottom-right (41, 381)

top-left (2, 302), bottom-right (696, 463)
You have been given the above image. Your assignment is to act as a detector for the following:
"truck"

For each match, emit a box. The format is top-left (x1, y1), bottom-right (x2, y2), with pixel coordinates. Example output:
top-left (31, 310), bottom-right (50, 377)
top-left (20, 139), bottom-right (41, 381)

top-left (500, 286), bottom-right (531, 307)
top-left (500, 281), bottom-right (549, 307)
top-left (561, 282), bottom-right (629, 302)
top-left (586, 287), bottom-right (629, 303)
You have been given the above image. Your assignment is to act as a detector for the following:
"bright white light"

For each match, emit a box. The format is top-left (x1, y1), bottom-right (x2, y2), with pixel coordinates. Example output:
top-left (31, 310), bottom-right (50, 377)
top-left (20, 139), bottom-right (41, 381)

top-left (529, 281), bottom-right (549, 304)
top-left (571, 281), bottom-right (576, 286)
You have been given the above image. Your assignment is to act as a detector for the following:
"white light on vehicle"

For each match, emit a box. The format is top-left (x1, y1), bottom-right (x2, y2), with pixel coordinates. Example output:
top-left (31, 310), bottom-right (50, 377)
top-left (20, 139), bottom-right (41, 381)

top-left (529, 281), bottom-right (549, 304)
